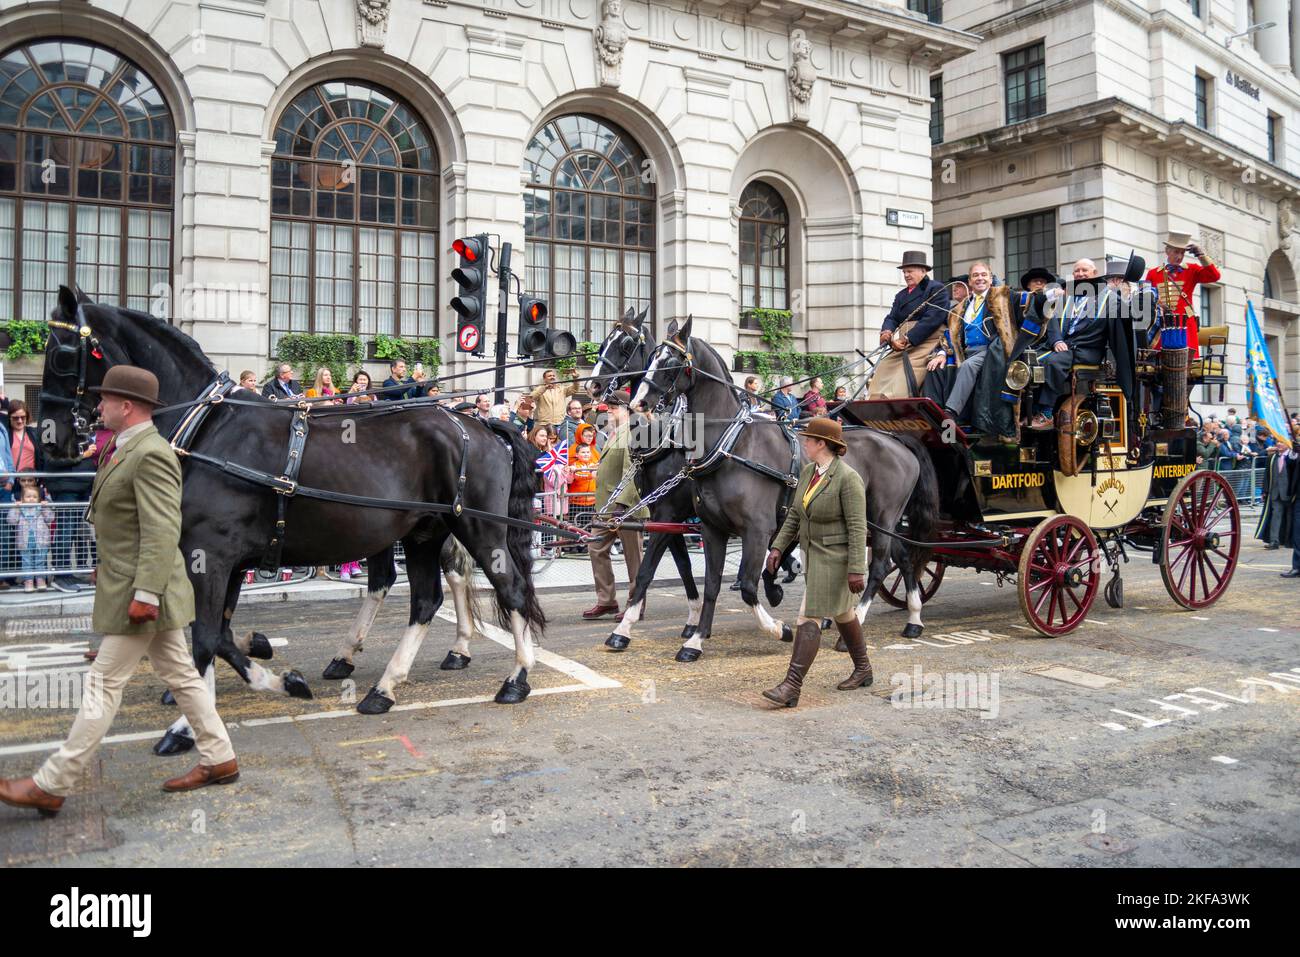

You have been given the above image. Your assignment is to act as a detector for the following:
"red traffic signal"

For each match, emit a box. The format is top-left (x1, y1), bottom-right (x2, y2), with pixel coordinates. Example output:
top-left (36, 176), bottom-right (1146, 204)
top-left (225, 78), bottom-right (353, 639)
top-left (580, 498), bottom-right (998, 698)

top-left (452, 233), bottom-right (489, 352)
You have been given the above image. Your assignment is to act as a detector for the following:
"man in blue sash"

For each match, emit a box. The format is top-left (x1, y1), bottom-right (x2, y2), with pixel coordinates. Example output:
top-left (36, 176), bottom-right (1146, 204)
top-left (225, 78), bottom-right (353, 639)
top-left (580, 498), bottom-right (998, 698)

top-left (1029, 259), bottom-right (1113, 430)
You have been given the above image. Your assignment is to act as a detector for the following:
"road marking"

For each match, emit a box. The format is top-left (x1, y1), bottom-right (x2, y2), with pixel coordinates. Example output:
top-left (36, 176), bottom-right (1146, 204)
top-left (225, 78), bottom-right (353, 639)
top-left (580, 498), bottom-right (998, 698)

top-left (1099, 722), bottom-right (1129, 731)
top-left (1085, 618), bottom-right (1104, 625)
top-left (1210, 755), bottom-right (1238, 765)
top-left (1010, 624), bottom-right (1037, 632)
top-left (1028, 666), bottom-right (1119, 689)
top-left (1191, 616), bottom-right (1210, 621)
top-left (0, 617), bottom-right (621, 758)
top-left (269, 637), bottom-right (288, 647)
top-left (368, 768), bottom-right (441, 784)
top-left (1258, 628), bottom-right (1279, 633)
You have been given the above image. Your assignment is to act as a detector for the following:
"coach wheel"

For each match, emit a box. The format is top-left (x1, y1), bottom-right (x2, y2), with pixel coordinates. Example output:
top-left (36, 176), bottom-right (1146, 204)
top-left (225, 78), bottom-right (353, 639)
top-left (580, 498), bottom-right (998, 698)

top-left (1017, 515), bottom-right (1100, 637)
top-left (877, 559), bottom-right (946, 609)
top-left (1160, 469), bottom-right (1239, 610)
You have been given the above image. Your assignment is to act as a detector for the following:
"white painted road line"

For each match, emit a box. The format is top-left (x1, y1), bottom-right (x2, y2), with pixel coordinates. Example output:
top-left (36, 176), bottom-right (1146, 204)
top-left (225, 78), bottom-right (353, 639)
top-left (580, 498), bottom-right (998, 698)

top-left (1099, 722), bottom-right (1128, 732)
top-left (1211, 755), bottom-right (1238, 765)
top-left (0, 614), bottom-right (622, 758)
top-left (1028, 666), bottom-right (1119, 689)
top-left (1258, 628), bottom-right (1279, 633)
top-left (1191, 616), bottom-right (1210, 621)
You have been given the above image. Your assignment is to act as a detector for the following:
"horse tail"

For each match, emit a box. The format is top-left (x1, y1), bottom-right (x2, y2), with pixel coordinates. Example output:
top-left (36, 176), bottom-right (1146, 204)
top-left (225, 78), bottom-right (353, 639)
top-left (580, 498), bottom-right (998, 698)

top-left (441, 535), bottom-right (483, 632)
top-left (485, 420), bottom-right (547, 637)
top-left (894, 434), bottom-right (940, 555)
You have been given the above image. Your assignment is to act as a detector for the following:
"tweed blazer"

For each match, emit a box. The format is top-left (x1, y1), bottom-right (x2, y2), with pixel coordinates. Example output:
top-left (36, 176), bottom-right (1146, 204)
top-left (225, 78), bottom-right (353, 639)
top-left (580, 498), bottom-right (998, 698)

top-left (86, 423), bottom-right (195, 635)
top-left (770, 456), bottom-right (866, 618)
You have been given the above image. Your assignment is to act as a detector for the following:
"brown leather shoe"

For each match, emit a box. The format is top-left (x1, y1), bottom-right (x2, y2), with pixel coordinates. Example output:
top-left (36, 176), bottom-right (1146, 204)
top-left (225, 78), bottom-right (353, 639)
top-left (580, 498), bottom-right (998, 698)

top-left (582, 603), bottom-right (620, 620)
top-left (0, 777), bottom-right (65, 817)
top-left (162, 759), bottom-right (240, 792)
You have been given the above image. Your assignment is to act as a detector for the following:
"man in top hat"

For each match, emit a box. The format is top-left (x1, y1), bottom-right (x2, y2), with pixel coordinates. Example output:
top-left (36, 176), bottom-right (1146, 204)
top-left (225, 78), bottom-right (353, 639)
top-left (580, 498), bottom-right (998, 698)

top-left (0, 366), bottom-right (238, 817)
top-left (869, 250), bottom-right (952, 399)
top-left (1145, 231), bottom-right (1219, 357)
top-left (1029, 258), bottom-right (1114, 429)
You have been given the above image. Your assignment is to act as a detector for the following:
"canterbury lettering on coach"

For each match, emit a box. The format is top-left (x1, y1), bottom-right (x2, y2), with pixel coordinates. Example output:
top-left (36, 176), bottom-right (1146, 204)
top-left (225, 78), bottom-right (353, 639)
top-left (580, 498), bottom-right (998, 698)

top-left (49, 887), bottom-right (151, 937)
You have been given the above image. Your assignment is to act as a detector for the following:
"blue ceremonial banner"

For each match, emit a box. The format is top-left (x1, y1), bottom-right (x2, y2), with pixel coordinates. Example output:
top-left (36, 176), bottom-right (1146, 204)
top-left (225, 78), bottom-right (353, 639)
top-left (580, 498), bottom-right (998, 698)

top-left (1244, 299), bottom-right (1290, 442)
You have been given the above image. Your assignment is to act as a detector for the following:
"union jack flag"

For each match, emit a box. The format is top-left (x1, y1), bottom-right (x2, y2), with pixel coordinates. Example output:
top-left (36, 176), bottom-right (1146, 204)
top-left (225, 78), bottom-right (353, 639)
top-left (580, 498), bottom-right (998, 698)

top-left (536, 439), bottom-right (569, 475)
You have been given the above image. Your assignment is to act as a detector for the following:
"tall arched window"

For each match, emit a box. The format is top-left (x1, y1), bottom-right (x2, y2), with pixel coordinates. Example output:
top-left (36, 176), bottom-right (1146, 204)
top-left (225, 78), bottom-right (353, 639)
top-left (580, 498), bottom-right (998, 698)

top-left (0, 39), bottom-right (174, 321)
top-left (523, 115), bottom-right (654, 343)
top-left (270, 81), bottom-right (438, 352)
top-left (738, 181), bottom-right (788, 328)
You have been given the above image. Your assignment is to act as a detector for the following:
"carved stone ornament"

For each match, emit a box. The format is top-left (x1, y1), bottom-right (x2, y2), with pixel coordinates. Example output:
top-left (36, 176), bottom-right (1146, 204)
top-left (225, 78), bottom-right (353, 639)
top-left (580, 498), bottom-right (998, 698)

top-left (787, 29), bottom-right (815, 124)
top-left (357, 0), bottom-right (390, 49)
top-left (1279, 198), bottom-right (1296, 251)
top-left (594, 0), bottom-right (628, 88)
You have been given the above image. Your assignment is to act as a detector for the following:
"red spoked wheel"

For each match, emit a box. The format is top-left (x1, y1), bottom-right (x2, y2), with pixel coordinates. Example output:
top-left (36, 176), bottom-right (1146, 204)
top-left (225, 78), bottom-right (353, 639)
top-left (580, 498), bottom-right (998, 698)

top-left (1017, 515), bottom-right (1101, 637)
top-left (1160, 470), bottom-right (1240, 610)
top-left (877, 559), bottom-right (946, 609)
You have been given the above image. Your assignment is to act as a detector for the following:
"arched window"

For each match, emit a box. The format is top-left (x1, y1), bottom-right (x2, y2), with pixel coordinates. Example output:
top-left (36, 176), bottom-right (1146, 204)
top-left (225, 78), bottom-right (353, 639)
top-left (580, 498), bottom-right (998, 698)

top-left (738, 181), bottom-right (788, 326)
top-left (523, 115), bottom-right (654, 343)
top-left (0, 39), bottom-right (174, 321)
top-left (270, 80), bottom-right (438, 351)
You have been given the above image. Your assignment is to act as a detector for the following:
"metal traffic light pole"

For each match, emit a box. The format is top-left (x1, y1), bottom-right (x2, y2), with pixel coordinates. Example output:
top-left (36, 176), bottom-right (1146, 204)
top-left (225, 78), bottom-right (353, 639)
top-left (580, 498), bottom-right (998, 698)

top-left (494, 241), bottom-right (512, 405)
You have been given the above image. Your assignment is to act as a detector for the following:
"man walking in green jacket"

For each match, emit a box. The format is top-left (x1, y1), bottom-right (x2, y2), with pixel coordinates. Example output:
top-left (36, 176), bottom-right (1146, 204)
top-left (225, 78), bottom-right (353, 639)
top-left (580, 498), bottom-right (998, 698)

top-left (0, 366), bottom-right (238, 817)
top-left (583, 390), bottom-right (647, 619)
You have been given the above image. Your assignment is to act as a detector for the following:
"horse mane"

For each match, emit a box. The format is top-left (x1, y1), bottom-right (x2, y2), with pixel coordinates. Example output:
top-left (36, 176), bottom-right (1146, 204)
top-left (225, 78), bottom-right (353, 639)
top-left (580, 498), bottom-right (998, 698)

top-left (95, 301), bottom-right (218, 376)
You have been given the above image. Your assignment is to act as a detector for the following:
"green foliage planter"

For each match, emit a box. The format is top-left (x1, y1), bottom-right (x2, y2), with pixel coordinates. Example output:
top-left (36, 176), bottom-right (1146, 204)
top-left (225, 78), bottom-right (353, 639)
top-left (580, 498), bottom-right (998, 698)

top-left (371, 334), bottom-right (442, 376)
top-left (1, 320), bottom-right (50, 362)
top-left (276, 333), bottom-right (363, 387)
top-left (736, 309), bottom-right (842, 391)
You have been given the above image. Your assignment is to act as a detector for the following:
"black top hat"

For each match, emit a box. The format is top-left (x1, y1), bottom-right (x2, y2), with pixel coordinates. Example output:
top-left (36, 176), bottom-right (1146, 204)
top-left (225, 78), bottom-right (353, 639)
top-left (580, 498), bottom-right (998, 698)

top-left (1019, 266), bottom-right (1056, 288)
top-left (897, 250), bottom-right (931, 271)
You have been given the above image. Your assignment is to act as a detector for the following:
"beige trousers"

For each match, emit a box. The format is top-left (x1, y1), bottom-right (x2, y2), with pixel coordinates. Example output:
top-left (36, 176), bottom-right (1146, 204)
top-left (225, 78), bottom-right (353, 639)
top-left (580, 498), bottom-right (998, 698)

top-left (35, 628), bottom-right (235, 796)
top-left (588, 508), bottom-right (644, 606)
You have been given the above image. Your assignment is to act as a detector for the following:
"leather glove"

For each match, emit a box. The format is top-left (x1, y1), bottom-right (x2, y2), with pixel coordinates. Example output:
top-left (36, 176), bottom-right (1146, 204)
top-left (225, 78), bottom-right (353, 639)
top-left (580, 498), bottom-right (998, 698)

top-left (765, 548), bottom-right (782, 576)
top-left (128, 600), bottom-right (159, 625)
top-left (848, 573), bottom-right (866, 594)
top-left (1187, 243), bottom-right (1201, 257)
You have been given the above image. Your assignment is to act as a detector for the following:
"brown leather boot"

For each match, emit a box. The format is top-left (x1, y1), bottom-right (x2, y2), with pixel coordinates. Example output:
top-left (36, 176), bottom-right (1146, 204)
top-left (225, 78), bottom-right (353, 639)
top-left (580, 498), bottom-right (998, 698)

top-left (162, 759), bottom-right (240, 792)
top-left (0, 777), bottom-right (65, 817)
top-left (835, 618), bottom-right (873, 690)
top-left (762, 621), bottom-right (821, 708)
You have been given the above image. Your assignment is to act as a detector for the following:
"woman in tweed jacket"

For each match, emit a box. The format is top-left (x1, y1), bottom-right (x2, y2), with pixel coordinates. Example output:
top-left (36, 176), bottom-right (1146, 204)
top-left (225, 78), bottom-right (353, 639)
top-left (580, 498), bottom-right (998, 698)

top-left (763, 417), bottom-right (872, 707)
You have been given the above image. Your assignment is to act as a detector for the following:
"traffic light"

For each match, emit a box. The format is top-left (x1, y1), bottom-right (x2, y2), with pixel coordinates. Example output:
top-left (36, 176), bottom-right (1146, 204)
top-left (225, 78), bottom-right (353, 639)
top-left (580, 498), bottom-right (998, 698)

top-left (451, 234), bottom-right (488, 354)
top-left (517, 295), bottom-right (576, 359)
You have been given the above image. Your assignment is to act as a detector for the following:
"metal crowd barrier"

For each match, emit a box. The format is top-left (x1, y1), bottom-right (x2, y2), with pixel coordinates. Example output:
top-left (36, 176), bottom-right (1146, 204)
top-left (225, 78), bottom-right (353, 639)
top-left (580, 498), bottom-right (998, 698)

top-left (1211, 461), bottom-right (1266, 507)
top-left (0, 471), bottom-right (96, 587)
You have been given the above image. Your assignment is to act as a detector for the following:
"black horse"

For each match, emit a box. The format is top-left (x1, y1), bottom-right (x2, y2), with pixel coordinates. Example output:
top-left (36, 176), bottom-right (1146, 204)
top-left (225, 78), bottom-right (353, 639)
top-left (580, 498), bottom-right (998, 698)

top-left (39, 288), bottom-right (545, 754)
top-left (631, 316), bottom-right (940, 660)
top-left (587, 310), bottom-right (702, 642)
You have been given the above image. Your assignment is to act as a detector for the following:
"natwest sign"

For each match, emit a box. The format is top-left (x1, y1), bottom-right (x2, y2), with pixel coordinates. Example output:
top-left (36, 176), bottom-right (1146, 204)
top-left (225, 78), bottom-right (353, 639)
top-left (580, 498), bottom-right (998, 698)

top-left (1224, 70), bottom-right (1261, 101)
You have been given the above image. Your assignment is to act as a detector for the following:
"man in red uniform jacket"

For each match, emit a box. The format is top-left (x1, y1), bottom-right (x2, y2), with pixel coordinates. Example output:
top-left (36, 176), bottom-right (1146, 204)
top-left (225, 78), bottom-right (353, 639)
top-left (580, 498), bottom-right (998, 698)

top-left (1145, 230), bottom-right (1220, 357)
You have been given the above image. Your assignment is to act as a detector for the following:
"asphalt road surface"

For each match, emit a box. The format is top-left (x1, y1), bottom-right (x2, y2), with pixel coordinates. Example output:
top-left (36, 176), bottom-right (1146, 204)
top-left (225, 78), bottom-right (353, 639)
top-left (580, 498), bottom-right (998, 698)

top-left (2, 538), bottom-right (1297, 867)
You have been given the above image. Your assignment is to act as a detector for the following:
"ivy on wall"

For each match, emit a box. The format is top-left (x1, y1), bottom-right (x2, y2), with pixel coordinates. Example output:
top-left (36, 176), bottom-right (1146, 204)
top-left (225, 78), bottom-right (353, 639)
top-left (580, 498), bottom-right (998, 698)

top-left (736, 309), bottom-right (841, 391)
top-left (275, 333), bottom-right (443, 388)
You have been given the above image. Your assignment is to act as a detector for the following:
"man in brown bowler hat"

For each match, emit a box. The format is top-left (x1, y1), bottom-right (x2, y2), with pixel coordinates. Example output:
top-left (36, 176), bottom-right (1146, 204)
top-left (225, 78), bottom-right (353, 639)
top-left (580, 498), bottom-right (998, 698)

top-left (0, 366), bottom-right (238, 817)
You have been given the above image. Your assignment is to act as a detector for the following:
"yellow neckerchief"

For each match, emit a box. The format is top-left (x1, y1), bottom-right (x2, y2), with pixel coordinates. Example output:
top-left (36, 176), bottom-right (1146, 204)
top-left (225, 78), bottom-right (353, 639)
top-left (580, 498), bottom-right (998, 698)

top-left (802, 457), bottom-right (835, 510)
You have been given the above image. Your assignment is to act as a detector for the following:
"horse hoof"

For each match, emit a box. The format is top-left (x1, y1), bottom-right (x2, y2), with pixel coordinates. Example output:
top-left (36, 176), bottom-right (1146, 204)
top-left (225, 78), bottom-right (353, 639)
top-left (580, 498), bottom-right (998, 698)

top-left (821, 618), bottom-right (833, 631)
top-left (901, 623), bottom-right (923, 639)
top-left (675, 647), bottom-right (702, 663)
top-left (160, 689), bottom-right (175, 706)
top-left (357, 687), bottom-right (395, 715)
top-left (494, 671), bottom-right (531, 704)
top-left (605, 634), bottom-right (630, 651)
top-left (764, 584), bottom-right (784, 606)
top-left (283, 670), bottom-right (314, 700)
top-left (780, 623), bottom-right (793, 643)
top-left (322, 657), bottom-right (354, 680)
top-left (679, 625), bottom-right (696, 640)
top-left (247, 631), bottom-right (274, 660)
top-left (152, 730), bottom-right (194, 756)
top-left (440, 651), bottom-right (472, 670)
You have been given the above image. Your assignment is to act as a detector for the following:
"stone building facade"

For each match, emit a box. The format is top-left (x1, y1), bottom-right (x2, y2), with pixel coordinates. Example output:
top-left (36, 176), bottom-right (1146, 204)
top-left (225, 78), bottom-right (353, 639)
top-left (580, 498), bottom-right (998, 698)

top-left (932, 0), bottom-right (1300, 409)
top-left (0, 0), bottom-right (976, 401)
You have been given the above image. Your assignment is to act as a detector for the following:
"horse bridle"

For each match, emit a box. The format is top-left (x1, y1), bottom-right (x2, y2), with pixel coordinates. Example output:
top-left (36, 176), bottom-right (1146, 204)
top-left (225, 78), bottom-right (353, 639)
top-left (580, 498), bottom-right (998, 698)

top-left (594, 325), bottom-right (649, 402)
top-left (40, 305), bottom-right (112, 445)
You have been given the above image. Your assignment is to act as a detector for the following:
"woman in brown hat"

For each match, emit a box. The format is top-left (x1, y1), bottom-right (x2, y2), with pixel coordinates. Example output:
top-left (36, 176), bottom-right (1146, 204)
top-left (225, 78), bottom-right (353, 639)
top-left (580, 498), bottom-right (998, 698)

top-left (762, 417), bottom-right (872, 707)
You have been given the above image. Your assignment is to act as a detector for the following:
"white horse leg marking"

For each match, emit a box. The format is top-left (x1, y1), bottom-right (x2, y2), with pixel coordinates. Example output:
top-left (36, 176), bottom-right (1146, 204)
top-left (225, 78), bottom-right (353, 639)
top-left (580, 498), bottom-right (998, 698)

top-left (686, 598), bottom-right (702, 629)
top-left (246, 661), bottom-right (286, 693)
top-left (612, 598), bottom-right (644, 638)
top-left (445, 570), bottom-right (475, 657)
top-left (167, 714), bottom-right (193, 739)
top-left (334, 587), bottom-right (387, 661)
top-left (751, 602), bottom-right (784, 640)
top-left (682, 632), bottom-right (704, 651)
top-left (856, 594), bottom-right (874, 626)
top-left (508, 610), bottom-right (535, 680)
top-left (907, 586), bottom-right (924, 627)
top-left (375, 621), bottom-right (432, 699)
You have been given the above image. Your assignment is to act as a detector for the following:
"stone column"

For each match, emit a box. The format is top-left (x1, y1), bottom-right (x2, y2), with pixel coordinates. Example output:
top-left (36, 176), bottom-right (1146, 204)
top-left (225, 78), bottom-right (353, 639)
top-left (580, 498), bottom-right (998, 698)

top-left (1291, 0), bottom-right (1300, 76)
top-left (1252, 0), bottom-right (1289, 70)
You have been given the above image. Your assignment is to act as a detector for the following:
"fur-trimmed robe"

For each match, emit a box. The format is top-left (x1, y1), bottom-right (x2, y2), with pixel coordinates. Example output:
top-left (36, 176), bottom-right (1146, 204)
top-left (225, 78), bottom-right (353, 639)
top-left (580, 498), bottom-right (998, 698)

top-left (948, 287), bottom-right (1020, 439)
